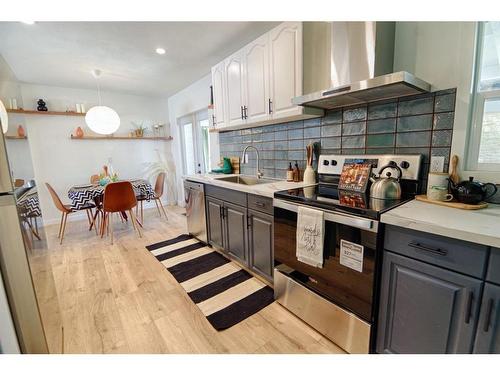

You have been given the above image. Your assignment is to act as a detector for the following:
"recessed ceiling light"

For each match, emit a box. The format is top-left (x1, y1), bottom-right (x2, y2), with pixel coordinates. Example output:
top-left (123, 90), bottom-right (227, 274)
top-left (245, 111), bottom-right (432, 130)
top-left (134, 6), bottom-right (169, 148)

top-left (20, 21), bottom-right (35, 25)
top-left (156, 47), bottom-right (166, 55)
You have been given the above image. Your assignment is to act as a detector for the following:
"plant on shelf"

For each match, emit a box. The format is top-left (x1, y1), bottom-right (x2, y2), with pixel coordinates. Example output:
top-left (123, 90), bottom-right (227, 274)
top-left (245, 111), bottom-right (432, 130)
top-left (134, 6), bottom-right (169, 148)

top-left (131, 121), bottom-right (147, 138)
top-left (143, 149), bottom-right (177, 204)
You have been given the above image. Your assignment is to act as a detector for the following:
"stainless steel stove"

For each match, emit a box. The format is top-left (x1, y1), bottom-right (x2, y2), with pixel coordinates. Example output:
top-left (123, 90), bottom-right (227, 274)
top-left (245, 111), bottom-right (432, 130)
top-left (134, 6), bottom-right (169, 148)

top-left (273, 154), bottom-right (422, 354)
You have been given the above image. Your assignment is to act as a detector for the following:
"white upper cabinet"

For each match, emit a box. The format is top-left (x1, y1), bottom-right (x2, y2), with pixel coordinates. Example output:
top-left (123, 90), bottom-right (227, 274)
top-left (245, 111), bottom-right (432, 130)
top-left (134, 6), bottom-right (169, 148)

top-left (211, 61), bottom-right (226, 128)
top-left (269, 22), bottom-right (303, 120)
top-left (243, 34), bottom-right (270, 124)
top-left (224, 51), bottom-right (246, 127)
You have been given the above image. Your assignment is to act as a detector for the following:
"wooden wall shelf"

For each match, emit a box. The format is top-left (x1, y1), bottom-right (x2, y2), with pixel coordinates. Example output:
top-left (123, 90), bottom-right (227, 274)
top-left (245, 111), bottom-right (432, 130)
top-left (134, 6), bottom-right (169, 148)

top-left (70, 135), bottom-right (173, 141)
top-left (5, 135), bottom-right (27, 140)
top-left (7, 109), bottom-right (85, 117)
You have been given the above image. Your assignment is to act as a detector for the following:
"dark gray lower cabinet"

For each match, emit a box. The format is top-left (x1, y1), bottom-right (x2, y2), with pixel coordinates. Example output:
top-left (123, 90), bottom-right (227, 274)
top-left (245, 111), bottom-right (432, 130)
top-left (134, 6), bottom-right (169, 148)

top-left (206, 197), bottom-right (224, 250)
top-left (377, 251), bottom-right (482, 354)
top-left (224, 202), bottom-right (247, 263)
top-left (248, 209), bottom-right (273, 280)
top-left (474, 283), bottom-right (500, 353)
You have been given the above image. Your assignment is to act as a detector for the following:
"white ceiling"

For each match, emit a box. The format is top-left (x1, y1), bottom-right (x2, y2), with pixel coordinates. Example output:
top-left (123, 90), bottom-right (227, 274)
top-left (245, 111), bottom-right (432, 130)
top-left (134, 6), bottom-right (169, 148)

top-left (0, 22), bottom-right (280, 97)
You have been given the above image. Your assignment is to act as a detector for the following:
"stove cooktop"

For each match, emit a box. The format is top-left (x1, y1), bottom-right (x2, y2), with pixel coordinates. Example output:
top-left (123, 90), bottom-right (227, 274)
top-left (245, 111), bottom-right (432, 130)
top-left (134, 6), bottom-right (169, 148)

top-left (274, 183), bottom-right (414, 220)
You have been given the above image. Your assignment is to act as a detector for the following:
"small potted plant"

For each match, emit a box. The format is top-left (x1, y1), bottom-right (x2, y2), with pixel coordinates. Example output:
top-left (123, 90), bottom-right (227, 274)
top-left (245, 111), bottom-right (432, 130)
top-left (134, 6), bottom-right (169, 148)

top-left (132, 121), bottom-right (147, 138)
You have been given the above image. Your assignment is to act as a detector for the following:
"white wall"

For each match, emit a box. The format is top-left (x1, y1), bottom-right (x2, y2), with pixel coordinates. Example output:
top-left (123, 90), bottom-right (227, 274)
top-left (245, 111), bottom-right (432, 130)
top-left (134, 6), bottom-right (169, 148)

top-left (394, 22), bottom-right (499, 183)
top-left (167, 74), bottom-right (219, 205)
top-left (1, 82), bottom-right (174, 224)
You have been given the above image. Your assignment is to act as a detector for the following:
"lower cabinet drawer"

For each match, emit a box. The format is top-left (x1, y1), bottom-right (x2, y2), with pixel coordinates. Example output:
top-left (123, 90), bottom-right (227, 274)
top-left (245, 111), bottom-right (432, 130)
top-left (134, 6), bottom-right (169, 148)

top-left (384, 225), bottom-right (488, 278)
top-left (247, 194), bottom-right (273, 215)
top-left (205, 184), bottom-right (247, 206)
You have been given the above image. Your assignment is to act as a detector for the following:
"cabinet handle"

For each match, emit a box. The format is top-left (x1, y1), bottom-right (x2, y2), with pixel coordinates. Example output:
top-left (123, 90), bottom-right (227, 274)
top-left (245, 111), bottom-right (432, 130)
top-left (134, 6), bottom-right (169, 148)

top-left (483, 298), bottom-right (494, 332)
top-left (465, 291), bottom-right (474, 324)
top-left (247, 215), bottom-right (252, 229)
top-left (241, 106), bottom-right (244, 120)
top-left (408, 241), bottom-right (448, 256)
top-left (254, 201), bottom-right (266, 207)
top-left (220, 205), bottom-right (225, 220)
top-left (244, 105), bottom-right (248, 119)
top-left (268, 98), bottom-right (273, 114)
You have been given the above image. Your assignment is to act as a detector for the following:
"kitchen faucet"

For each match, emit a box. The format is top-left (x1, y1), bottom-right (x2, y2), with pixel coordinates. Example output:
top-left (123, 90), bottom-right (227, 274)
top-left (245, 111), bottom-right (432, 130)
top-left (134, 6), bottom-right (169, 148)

top-left (241, 145), bottom-right (263, 179)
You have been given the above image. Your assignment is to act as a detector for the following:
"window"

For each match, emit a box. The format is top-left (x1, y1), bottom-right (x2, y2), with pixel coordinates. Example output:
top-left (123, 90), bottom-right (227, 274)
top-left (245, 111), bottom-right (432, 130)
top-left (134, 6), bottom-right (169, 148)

top-left (178, 109), bottom-right (210, 175)
top-left (469, 22), bottom-right (500, 170)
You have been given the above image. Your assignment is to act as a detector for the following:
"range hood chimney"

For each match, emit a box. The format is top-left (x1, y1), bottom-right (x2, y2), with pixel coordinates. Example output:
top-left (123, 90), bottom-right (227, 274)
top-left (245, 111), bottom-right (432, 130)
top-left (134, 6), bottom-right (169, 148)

top-left (295, 22), bottom-right (431, 110)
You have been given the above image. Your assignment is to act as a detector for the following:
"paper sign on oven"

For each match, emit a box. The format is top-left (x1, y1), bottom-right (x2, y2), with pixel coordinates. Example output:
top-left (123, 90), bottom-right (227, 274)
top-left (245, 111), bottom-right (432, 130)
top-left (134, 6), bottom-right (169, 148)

top-left (340, 239), bottom-right (364, 272)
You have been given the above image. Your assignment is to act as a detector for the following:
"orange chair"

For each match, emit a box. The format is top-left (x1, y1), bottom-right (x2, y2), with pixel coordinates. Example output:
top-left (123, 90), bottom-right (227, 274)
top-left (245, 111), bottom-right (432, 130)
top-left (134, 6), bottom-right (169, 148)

top-left (45, 183), bottom-right (96, 244)
top-left (101, 181), bottom-right (142, 244)
top-left (137, 172), bottom-right (168, 223)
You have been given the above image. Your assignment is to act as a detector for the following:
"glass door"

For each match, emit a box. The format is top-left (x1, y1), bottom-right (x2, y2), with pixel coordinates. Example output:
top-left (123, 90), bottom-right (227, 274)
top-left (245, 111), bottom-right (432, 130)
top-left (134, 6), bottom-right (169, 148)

top-left (178, 109), bottom-right (210, 175)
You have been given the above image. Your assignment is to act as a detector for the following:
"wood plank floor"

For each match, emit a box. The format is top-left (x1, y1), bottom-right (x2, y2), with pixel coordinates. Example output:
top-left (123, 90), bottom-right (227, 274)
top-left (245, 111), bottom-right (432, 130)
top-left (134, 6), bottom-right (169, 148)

top-left (27, 206), bottom-right (345, 354)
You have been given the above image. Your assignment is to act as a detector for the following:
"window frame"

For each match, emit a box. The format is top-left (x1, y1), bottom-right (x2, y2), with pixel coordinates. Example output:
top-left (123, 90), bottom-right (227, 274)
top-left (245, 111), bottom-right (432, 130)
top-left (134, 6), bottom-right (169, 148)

top-left (177, 108), bottom-right (209, 175)
top-left (468, 22), bottom-right (500, 171)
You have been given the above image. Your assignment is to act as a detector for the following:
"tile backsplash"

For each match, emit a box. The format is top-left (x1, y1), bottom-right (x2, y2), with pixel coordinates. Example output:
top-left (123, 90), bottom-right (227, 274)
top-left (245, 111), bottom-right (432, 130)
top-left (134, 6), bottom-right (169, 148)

top-left (219, 88), bottom-right (456, 191)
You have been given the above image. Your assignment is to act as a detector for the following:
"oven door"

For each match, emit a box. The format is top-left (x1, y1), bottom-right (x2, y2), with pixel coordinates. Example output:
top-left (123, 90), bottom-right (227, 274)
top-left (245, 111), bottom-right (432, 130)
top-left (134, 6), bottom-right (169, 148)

top-left (273, 198), bottom-right (381, 323)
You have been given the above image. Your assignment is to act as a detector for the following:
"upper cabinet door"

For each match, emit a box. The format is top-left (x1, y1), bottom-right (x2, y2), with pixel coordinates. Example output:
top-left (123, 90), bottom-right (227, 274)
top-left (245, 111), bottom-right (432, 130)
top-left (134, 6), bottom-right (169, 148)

top-left (211, 61), bottom-right (227, 128)
top-left (243, 34), bottom-right (270, 124)
top-left (224, 51), bottom-right (246, 127)
top-left (269, 22), bottom-right (303, 120)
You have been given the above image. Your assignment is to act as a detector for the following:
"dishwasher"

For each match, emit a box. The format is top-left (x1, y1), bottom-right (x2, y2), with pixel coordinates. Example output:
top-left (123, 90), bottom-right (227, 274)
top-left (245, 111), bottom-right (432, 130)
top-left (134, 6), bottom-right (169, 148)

top-left (184, 180), bottom-right (207, 244)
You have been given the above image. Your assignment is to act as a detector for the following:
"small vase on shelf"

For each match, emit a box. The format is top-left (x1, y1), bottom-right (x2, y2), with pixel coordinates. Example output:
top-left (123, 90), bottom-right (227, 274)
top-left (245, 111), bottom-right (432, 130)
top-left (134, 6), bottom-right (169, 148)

top-left (37, 99), bottom-right (48, 112)
top-left (75, 126), bottom-right (84, 138)
top-left (17, 125), bottom-right (25, 138)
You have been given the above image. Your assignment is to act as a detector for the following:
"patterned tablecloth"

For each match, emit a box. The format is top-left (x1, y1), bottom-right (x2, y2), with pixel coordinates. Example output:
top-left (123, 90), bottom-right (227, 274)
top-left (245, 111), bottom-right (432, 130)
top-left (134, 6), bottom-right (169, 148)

top-left (17, 186), bottom-right (41, 217)
top-left (68, 179), bottom-right (155, 210)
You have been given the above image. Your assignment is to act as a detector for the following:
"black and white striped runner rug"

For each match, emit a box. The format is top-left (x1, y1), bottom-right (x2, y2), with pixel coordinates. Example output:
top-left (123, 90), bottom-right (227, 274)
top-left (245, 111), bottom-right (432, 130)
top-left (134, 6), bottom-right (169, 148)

top-left (146, 234), bottom-right (274, 330)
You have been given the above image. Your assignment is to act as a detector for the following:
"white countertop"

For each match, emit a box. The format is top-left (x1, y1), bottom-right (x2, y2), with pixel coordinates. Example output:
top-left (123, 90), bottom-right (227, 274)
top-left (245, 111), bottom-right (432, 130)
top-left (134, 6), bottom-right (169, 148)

top-left (381, 199), bottom-right (500, 248)
top-left (183, 173), bottom-right (314, 198)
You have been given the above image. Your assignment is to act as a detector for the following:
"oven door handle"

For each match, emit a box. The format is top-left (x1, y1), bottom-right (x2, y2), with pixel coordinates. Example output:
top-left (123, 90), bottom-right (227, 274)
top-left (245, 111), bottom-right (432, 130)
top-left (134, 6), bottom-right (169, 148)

top-left (273, 199), bottom-right (377, 232)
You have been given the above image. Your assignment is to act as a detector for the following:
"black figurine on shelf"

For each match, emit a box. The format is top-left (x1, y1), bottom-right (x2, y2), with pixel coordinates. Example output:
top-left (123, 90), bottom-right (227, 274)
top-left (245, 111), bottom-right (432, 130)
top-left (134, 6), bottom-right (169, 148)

top-left (37, 99), bottom-right (48, 111)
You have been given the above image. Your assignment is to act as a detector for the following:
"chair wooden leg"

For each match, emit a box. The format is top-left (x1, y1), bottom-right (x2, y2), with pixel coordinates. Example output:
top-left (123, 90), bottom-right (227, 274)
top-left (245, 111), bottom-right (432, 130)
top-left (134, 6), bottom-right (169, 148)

top-left (85, 209), bottom-right (92, 226)
top-left (140, 200), bottom-right (144, 224)
top-left (129, 209), bottom-right (142, 238)
top-left (110, 213), bottom-right (114, 245)
top-left (60, 213), bottom-right (68, 245)
top-left (154, 199), bottom-right (161, 217)
top-left (158, 198), bottom-right (168, 221)
top-left (58, 213), bottom-right (64, 238)
top-left (101, 213), bottom-right (107, 238)
top-left (90, 209), bottom-right (99, 235)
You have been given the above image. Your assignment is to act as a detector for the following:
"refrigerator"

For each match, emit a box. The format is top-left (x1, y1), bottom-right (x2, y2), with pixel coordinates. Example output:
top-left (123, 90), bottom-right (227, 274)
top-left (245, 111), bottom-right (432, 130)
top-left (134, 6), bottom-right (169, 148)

top-left (0, 129), bottom-right (48, 353)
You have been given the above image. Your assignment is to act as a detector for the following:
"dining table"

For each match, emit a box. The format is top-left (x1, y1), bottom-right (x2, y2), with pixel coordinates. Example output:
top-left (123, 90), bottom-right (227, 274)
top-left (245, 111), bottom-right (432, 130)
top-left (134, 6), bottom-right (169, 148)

top-left (68, 179), bottom-right (156, 232)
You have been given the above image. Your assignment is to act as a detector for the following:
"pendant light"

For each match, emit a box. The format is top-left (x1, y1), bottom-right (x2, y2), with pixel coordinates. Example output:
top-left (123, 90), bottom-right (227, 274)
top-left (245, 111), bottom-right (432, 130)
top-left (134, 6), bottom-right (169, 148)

top-left (0, 99), bottom-right (8, 134)
top-left (85, 70), bottom-right (120, 135)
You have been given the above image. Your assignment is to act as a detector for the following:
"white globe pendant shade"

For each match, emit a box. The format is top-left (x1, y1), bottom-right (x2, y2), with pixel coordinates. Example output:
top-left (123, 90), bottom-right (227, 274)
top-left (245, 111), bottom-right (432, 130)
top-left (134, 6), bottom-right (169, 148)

top-left (0, 99), bottom-right (8, 134)
top-left (85, 105), bottom-right (120, 135)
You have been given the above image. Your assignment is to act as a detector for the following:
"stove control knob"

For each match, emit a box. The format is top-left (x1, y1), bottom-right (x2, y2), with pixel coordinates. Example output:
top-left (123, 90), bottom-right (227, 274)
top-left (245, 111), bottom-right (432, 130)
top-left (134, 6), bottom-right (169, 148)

top-left (323, 159), bottom-right (330, 166)
top-left (331, 160), bottom-right (338, 166)
top-left (400, 161), bottom-right (410, 169)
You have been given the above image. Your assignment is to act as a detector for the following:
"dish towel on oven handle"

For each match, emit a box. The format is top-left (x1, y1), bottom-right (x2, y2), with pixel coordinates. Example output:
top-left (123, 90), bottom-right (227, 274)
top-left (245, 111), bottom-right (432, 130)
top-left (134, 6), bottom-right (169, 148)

top-left (296, 206), bottom-right (325, 268)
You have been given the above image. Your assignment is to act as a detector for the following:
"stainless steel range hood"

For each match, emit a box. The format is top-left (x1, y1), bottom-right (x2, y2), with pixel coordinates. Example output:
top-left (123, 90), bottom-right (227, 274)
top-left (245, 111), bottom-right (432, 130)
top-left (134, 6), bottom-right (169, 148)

top-left (296, 22), bottom-right (431, 110)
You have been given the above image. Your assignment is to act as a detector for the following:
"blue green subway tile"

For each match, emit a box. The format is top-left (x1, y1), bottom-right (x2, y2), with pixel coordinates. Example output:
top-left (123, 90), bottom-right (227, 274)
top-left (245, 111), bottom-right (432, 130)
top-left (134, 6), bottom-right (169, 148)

top-left (251, 133), bottom-right (262, 142)
top-left (287, 121), bottom-right (304, 130)
top-left (231, 130), bottom-right (241, 136)
top-left (274, 123), bottom-right (288, 132)
top-left (342, 121), bottom-right (366, 136)
top-left (288, 150), bottom-right (305, 160)
top-left (250, 142), bottom-right (263, 150)
top-left (320, 148), bottom-right (341, 155)
top-left (304, 118), bottom-right (321, 127)
top-left (288, 139), bottom-right (304, 150)
top-left (251, 127), bottom-right (263, 134)
top-left (434, 93), bottom-right (456, 112)
top-left (274, 131), bottom-right (287, 141)
top-left (367, 101), bottom-right (397, 120)
top-left (287, 128), bottom-right (304, 140)
top-left (262, 132), bottom-right (275, 141)
top-left (241, 129), bottom-right (252, 135)
top-left (262, 168), bottom-right (276, 178)
top-left (304, 139), bottom-right (321, 148)
top-left (432, 130), bottom-right (453, 147)
top-left (398, 96), bottom-right (433, 116)
top-left (261, 141), bottom-right (274, 151)
top-left (396, 131), bottom-right (431, 147)
top-left (343, 106), bottom-right (367, 122)
top-left (321, 136), bottom-right (341, 149)
top-left (274, 150), bottom-right (287, 159)
top-left (397, 114), bottom-right (432, 132)
top-left (367, 118), bottom-right (396, 134)
top-left (342, 135), bottom-right (365, 148)
top-left (242, 134), bottom-right (252, 143)
top-left (321, 123), bottom-right (342, 137)
top-left (263, 125), bottom-right (276, 133)
top-left (341, 148), bottom-right (365, 155)
top-left (433, 112), bottom-right (455, 130)
top-left (262, 159), bottom-right (275, 168)
top-left (322, 109), bottom-right (342, 125)
top-left (274, 142), bottom-right (287, 150)
top-left (304, 126), bottom-right (321, 138)
top-left (261, 151), bottom-right (274, 159)
top-left (366, 134), bottom-right (395, 148)
top-left (366, 147), bottom-right (395, 155)
top-left (275, 160), bottom-right (290, 169)
top-left (395, 147), bottom-right (430, 163)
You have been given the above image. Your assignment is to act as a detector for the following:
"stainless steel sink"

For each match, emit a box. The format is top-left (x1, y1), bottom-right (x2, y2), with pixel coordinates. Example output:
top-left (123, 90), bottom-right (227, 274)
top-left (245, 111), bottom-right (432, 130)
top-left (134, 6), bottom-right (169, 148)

top-left (216, 175), bottom-right (275, 185)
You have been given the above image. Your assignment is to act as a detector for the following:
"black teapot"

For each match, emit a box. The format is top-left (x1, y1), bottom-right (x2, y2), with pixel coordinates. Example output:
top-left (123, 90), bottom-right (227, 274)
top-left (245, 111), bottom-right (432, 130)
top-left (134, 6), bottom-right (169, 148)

top-left (448, 176), bottom-right (498, 205)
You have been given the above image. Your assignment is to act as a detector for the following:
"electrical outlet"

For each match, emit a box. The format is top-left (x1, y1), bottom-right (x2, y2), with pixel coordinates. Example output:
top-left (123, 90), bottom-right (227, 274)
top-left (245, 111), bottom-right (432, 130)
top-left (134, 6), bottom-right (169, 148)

top-left (430, 156), bottom-right (445, 172)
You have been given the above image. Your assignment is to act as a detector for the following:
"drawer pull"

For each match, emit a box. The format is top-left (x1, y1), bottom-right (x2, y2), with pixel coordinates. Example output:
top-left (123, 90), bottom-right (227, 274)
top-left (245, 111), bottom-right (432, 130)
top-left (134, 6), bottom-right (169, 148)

top-left (483, 299), bottom-right (494, 332)
top-left (254, 201), bottom-right (266, 207)
top-left (408, 241), bottom-right (448, 256)
top-left (465, 291), bottom-right (474, 324)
